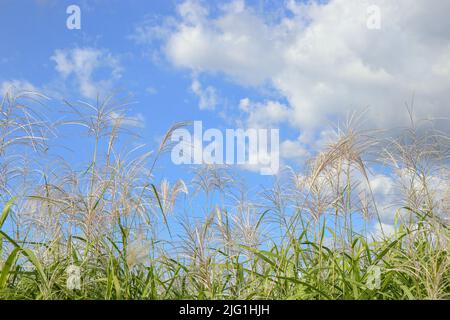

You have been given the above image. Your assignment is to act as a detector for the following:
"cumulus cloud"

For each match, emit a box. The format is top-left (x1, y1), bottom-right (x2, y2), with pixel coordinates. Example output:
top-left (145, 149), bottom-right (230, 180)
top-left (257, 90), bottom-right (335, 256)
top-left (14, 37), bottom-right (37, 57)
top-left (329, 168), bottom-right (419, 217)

top-left (165, 0), bottom-right (282, 86)
top-left (367, 169), bottom-right (449, 229)
top-left (51, 48), bottom-right (122, 99)
top-left (131, 1), bottom-right (449, 228)
top-left (161, 0), bottom-right (450, 133)
top-left (239, 98), bottom-right (291, 128)
top-left (237, 98), bottom-right (304, 163)
top-left (280, 139), bottom-right (310, 162)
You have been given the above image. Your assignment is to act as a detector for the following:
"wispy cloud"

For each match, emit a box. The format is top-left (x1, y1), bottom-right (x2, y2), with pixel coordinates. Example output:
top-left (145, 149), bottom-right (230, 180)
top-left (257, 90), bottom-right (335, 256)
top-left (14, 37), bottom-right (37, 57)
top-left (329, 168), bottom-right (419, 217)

top-left (190, 78), bottom-right (218, 110)
top-left (0, 80), bottom-right (38, 96)
top-left (51, 47), bottom-right (123, 99)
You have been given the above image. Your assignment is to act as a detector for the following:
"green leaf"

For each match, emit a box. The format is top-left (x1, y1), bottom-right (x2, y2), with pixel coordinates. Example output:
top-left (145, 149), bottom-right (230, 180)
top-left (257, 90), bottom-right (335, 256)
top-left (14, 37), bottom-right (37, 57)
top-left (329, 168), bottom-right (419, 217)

top-left (0, 198), bottom-right (15, 229)
top-left (0, 247), bottom-right (20, 289)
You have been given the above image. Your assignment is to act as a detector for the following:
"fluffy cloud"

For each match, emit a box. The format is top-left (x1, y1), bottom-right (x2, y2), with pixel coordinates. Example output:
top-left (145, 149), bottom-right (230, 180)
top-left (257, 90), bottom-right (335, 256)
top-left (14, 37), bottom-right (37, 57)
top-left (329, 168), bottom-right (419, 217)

top-left (280, 139), bottom-right (310, 162)
top-left (132, 1), bottom-right (449, 221)
top-left (368, 170), bottom-right (449, 227)
top-left (162, 0), bottom-right (450, 133)
top-left (166, 0), bottom-right (282, 86)
top-left (238, 98), bottom-right (307, 163)
top-left (51, 48), bottom-right (122, 99)
top-left (239, 98), bottom-right (291, 128)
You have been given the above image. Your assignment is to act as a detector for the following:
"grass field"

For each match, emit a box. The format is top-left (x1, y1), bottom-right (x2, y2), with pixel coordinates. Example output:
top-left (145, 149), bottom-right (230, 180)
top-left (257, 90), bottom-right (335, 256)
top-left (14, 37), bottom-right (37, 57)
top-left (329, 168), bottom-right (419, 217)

top-left (0, 90), bottom-right (448, 300)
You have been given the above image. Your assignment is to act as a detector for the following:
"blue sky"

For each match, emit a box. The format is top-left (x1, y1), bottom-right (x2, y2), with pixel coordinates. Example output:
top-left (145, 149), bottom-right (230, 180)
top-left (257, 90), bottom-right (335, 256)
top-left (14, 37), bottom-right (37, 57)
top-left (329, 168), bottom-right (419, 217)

top-left (1, 0), bottom-right (449, 235)
top-left (0, 0), bottom-right (299, 186)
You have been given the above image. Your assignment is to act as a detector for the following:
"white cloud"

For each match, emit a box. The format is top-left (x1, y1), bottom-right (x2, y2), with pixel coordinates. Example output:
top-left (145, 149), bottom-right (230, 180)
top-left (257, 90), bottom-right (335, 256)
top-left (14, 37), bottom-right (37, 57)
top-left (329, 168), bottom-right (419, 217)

top-left (190, 78), bottom-right (218, 110)
top-left (177, 0), bottom-right (209, 25)
top-left (239, 98), bottom-right (290, 128)
top-left (51, 48), bottom-right (122, 99)
top-left (129, 19), bottom-right (172, 45)
top-left (238, 98), bottom-right (250, 112)
top-left (0, 80), bottom-right (38, 96)
top-left (162, 0), bottom-right (450, 133)
top-left (366, 169), bottom-right (449, 230)
top-left (280, 139), bottom-right (309, 162)
top-left (371, 222), bottom-right (396, 240)
top-left (368, 173), bottom-right (398, 224)
top-left (165, 0), bottom-right (283, 86)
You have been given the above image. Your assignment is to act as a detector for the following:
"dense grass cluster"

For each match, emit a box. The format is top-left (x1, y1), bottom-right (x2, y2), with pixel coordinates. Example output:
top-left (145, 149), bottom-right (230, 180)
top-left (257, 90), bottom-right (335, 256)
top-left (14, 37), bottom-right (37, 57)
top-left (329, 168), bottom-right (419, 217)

top-left (0, 89), bottom-right (448, 299)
